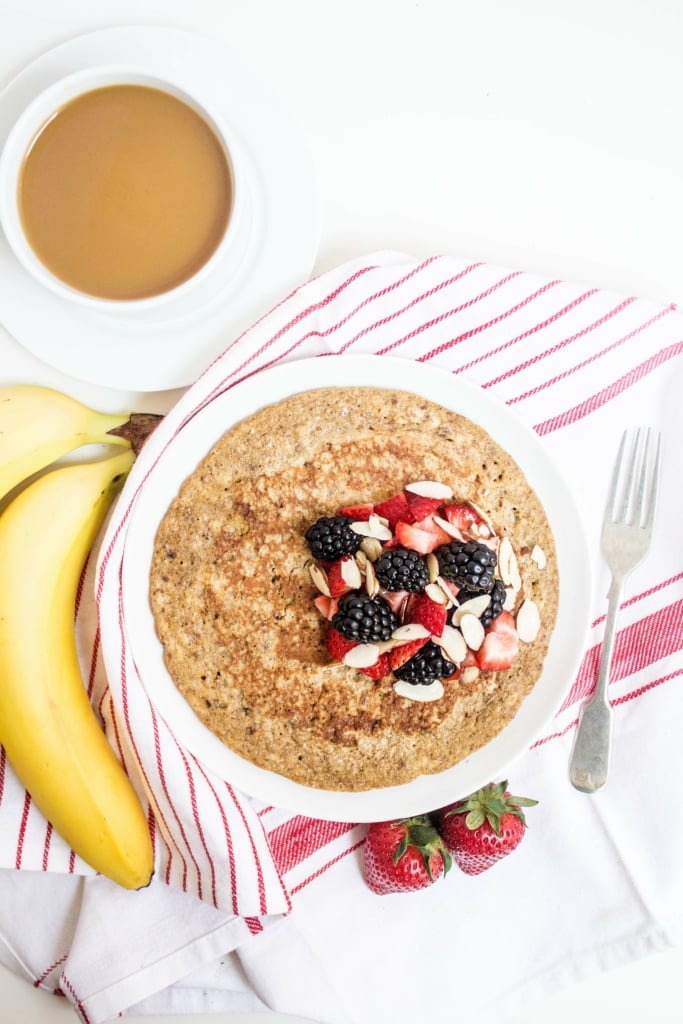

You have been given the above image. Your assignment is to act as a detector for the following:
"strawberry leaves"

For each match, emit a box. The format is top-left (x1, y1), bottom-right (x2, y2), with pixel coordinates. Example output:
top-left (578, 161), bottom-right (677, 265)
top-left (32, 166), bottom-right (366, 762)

top-left (364, 815), bottom-right (452, 894)
top-left (364, 780), bottom-right (538, 892)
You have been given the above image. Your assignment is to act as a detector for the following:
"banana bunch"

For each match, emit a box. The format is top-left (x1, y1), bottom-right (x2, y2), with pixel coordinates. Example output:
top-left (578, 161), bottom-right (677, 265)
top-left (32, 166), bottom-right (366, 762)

top-left (0, 385), bottom-right (157, 890)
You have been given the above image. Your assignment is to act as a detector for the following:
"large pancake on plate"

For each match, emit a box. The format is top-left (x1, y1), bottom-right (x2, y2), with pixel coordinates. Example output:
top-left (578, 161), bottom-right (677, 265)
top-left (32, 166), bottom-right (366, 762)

top-left (149, 386), bottom-right (559, 792)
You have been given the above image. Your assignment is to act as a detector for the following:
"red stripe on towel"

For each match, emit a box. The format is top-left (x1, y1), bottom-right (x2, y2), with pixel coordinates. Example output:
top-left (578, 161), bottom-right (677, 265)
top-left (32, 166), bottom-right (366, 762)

top-left (535, 340), bottom-right (683, 434)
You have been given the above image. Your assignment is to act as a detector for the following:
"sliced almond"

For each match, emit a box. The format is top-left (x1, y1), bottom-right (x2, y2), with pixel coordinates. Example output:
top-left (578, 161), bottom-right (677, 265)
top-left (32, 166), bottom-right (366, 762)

top-left (433, 515), bottom-right (465, 541)
top-left (434, 576), bottom-right (457, 606)
top-left (393, 679), bottom-right (445, 702)
top-left (425, 581), bottom-right (449, 606)
top-left (355, 549), bottom-right (368, 571)
top-left (468, 501), bottom-right (496, 534)
top-left (426, 552), bottom-right (440, 583)
top-left (343, 643), bottom-right (381, 668)
top-left (433, 624), bottom-right (468, 663)
top-left (459, 613), bottom-right (485, 651)
top-left (309, 563), bottom-right (330, 596)
top-left (405, 480), bottom-right (453, 499)
top-left (360, 537), bottom-right (383, 561)
top-left (498, 536), bottom-right (522, 591)
top-left (341, 558), bottom-right (362, 589)
top-left (503, 586), bottom-right (517, 611)
top-left (460, 665), bottom-right (480, 684)
top-left (375, 638), bottom-right (400, 653)
top-left (391, 623), bottom-right (431, 641)
top-left (364, 560), bottom-right (380, 598)
top-left (531, 544), bottom-right (547, 570)
top-left (350, 518), bottom-right (392, 541)
top-left (516, 599), bottom-right (541, 642)
top-left (451, 594), bottom-right (491, 624)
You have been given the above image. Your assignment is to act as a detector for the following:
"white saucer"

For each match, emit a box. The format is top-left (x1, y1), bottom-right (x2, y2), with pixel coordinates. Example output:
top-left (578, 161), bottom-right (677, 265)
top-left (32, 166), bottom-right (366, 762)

top-left (0, 26), bottom-right (320, 392)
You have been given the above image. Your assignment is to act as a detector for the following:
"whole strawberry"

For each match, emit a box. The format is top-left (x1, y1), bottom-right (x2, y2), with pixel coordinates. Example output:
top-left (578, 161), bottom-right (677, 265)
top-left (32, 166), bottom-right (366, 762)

top-left (438, 780), bottom-right (537, 875)
top-left (364, 815), bottom-right (452, 894)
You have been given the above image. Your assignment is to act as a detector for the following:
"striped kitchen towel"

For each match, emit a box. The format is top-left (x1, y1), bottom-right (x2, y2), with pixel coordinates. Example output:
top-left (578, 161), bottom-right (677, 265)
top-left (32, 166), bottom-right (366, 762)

top-left (0, 251), bottom-right (681, 1023)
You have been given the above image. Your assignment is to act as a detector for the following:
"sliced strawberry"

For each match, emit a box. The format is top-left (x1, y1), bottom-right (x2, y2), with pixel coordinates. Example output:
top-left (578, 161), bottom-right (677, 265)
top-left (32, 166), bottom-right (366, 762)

top-left (413, 514), bottom-right (452, 545)
top-left (381, 588), bottom-right (410, 616)
top-left (404, 593), bottom-right (448, 637)
top-left (442, 502), bottom-right (483, 535)
top-left (404, 489), bottom-right (443, 522)
top-left (395, 517), bottom-right (451, 555)
top-left (326, 555), bottom-right (361, 599)
top-left (373, 492), bottom-right (414, 529)
top-left (326, 627), bottom-right (358, 661)
top-left (359, 652), bottom-right (391, 680)
top-left (477, 611), bottom-right (519, 672)
top-left (461, 648), bottom-right (479, 669)
top-left (388, 636), bottom-right (429, 671)
top-left (314, 594), bottom-right (339, 620)
top-left (337, 503), bottom-right (374, 521)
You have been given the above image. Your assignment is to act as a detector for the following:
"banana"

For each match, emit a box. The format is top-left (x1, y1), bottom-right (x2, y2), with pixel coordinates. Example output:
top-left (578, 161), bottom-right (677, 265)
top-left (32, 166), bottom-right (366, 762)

top-left (0, 383), bottom-right (161, 502)
top-left (0, 448), bottom-right (154, 890)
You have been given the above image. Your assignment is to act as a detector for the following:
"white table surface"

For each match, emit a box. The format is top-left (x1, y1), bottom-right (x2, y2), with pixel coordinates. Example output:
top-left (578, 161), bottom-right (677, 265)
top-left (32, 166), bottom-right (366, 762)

top-left (1, 1), bottom-right (683, 1021)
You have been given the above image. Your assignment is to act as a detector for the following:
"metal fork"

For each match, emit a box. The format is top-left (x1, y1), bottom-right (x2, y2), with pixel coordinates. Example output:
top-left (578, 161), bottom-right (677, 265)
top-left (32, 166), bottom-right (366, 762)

top-left (569, 427), bottom-right (661, 793)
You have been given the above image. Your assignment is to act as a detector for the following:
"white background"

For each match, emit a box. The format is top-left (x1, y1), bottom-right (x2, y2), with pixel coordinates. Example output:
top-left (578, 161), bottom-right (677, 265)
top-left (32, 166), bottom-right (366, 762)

top-left (1, 1), bottom-right (683, 1021)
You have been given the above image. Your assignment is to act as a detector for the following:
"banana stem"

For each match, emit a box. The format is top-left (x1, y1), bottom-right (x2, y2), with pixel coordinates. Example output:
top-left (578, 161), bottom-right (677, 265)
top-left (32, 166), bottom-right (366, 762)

top-left (107, 413), bottom-right (164, 454)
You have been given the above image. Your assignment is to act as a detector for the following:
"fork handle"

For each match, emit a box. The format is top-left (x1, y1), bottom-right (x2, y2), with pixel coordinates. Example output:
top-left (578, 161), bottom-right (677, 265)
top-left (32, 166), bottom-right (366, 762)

top-left (569, 574), bottom-right (624, 793)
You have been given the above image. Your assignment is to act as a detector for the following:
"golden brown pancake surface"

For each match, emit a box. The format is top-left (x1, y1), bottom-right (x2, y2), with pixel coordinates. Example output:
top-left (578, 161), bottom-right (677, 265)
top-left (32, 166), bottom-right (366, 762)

top-left (150, 387), bottom-right (559, 791)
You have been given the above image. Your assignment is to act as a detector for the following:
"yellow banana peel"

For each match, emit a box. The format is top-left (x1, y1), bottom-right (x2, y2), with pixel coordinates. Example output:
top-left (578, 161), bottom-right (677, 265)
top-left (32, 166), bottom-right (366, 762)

top-left (0, 448), bottom-right (154, 890)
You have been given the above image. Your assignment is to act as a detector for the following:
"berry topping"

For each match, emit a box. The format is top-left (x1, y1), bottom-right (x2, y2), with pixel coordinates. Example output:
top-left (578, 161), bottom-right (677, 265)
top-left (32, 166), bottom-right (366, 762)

top-left (405, 592), bottom-right (448, 637)
top-left (374, 545), bottom-right (430, 593)
top-left (394, 519), bottom-right (449, 555)
top-left (306, 479), bottom-right (527, 700)
top-left (388, 636), bottom-right (429, 672)
top-left (373, 492), bottom-right (414, 529)
top-left (336, 503), bottom-right (374, 521)
top-left (476, 611), bottom-right (519, 672)
top-left (326, 555), bottom-right (362, 599)
top-left (331, 592), bottom-right (398, 643)
top-left (403, 490), bottom-right (443, 522)
top-left (326, 627), bottom-right (358, 661)
top-left (435, 539), bottom-right (497, 592)
top-left (305, 515), bottom-right (362, 562)
top-left (393, 639), bottom-right (457, 685)
top-left (358, 652), bottom-right (391, 680)
top-left (442, 502), bottom-right (483, 535)
top-left (454, 578), bottom-right (507, 627)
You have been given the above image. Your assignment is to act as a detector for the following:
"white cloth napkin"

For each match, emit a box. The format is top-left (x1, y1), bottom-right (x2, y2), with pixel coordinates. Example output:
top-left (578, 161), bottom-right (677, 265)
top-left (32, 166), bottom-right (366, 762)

top-left (0, 251), bottom-right (681, 1023)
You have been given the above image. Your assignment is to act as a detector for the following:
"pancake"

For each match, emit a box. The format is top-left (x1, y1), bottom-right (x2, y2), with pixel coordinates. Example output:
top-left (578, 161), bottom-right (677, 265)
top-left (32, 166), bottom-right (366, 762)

top-left (149, 387), bottom-right (559, 791)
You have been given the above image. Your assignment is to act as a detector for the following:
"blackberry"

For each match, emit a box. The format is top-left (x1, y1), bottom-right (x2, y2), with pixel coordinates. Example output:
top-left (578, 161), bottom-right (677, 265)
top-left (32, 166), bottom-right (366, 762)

top-left (393, 640), bottom-right (457, 685)
top-left (331, 592), bottom-right (398, 643)
top-left (374, 545), bottom-right (429, 593)
top-left (304, 515), bottom-right (361, 561)
top-left (435, 539), bottom-right (497, 592)
top-left (453, 578), bottom-right (507, 627)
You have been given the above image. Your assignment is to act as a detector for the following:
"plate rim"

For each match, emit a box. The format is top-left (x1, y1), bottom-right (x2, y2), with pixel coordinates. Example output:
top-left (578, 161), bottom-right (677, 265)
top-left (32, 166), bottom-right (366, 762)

top-left (118, 353), bottom-right (592, 821)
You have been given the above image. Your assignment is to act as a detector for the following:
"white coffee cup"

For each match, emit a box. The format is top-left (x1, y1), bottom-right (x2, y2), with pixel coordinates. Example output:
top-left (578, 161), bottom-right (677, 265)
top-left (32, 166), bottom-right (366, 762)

top-left (0, 65), bottom-right (246, 313)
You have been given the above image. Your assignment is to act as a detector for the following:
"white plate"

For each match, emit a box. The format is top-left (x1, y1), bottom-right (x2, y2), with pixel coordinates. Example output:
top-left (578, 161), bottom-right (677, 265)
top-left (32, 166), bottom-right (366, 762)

top-left (121, 354), bottom-right (591, 821)
top-left (0, 26), bottom-right (319, 391)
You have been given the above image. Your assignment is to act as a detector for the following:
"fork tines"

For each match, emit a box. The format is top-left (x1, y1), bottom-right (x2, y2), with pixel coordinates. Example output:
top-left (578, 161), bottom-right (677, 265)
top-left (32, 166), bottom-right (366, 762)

top-left (608, 427), bottom-right (661, 530)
